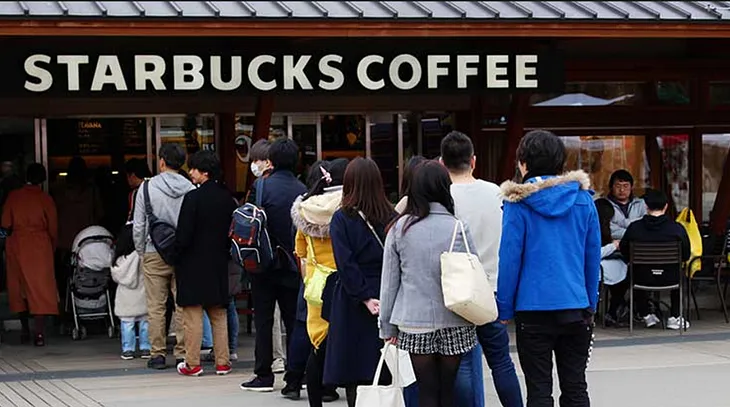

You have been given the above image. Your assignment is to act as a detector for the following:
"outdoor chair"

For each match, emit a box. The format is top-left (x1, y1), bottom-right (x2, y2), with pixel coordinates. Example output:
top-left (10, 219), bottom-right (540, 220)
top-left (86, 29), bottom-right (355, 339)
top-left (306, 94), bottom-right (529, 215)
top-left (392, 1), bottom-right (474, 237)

top-left (687, 233), bottom-right (729, 323)
top-left (628, 241), bottom-right (686, 334)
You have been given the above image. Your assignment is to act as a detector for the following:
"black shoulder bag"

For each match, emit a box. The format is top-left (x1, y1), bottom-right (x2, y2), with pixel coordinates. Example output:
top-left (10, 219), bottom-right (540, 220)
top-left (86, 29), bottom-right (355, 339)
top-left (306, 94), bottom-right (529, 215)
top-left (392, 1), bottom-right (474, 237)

top-left (143, 181), bottom-right (177, 265)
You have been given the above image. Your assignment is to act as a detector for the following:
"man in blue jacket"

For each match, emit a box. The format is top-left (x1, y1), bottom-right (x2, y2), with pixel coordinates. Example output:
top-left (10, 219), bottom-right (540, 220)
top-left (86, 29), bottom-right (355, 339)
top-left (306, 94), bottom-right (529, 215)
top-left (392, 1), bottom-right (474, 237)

top-left (498, 130), bottom-right (601, 407)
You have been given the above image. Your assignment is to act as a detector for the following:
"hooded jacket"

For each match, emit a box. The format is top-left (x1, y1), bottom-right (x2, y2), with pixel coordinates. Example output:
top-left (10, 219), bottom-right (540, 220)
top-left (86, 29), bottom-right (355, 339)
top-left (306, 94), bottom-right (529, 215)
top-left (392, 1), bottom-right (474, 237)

top-left (132, 171), bottom-right (195, 255)
top-left (111, 252), bottom-right (147, 319)
top-left (497, 171), bottom-right (601, 321)
top-left (291, 187), bottom-right (342, 349)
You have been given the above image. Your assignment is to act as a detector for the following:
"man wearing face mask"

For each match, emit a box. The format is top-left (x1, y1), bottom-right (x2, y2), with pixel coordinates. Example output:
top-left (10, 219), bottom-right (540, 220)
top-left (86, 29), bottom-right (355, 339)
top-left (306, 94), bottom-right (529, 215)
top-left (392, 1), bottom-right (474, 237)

top-left (245, 140), bottom-right (273, 204)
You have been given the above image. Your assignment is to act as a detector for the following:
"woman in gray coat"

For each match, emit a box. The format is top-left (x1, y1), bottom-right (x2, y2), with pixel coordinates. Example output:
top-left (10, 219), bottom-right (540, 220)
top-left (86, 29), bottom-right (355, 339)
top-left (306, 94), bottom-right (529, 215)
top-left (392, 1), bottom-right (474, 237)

top-left (380, 160), bottom-right (478, 407)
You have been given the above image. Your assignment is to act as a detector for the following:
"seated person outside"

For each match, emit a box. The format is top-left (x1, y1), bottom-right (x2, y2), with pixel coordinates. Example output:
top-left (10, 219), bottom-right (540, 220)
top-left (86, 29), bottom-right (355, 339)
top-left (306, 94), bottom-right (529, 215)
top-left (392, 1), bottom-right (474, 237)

top-left (607, 169), bottom-right (646, 240)
top-left (595, 198), bottom-right (628, 326)
top-left (619, 189), bottom-right (690, 330)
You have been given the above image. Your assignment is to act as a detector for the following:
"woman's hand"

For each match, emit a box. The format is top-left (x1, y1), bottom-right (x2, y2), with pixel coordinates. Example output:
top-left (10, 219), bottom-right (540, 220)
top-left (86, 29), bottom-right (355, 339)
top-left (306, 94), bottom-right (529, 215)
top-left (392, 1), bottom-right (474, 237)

top-left (364, 298), bottom-right (380, 315)
top-left (613, 240), bottom-right (621, 249)
top-left (384, 337), bottom-right (397, 345)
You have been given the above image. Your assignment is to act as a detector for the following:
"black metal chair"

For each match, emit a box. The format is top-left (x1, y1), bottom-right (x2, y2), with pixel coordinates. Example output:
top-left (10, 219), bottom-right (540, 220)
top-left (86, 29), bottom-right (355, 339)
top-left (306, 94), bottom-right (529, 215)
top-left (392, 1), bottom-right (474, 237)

top-left (629, 241), bottom-right (685, 334)
top-left (687, 233), bottom-right (729, 323)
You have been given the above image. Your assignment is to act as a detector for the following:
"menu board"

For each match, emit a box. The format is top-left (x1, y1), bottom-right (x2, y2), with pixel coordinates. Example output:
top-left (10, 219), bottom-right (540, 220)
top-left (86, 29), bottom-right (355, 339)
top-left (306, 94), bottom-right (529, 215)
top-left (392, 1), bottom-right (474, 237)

top-left (47, 118), bottom-right (146, 156)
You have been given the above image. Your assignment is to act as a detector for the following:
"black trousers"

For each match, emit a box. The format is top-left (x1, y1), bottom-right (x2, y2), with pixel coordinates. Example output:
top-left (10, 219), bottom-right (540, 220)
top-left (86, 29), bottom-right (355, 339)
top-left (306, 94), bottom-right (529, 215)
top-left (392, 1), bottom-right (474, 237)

top-left (306, 338), bottom-right (328, 407)
top-left (285, 319), bottom-right (312, 386)
top-left (635, 290), bottom-right (680, 318)
top-left (251, 274), bottom-right (299, 378)
top-left (516, 314), bottom-right (593, 407)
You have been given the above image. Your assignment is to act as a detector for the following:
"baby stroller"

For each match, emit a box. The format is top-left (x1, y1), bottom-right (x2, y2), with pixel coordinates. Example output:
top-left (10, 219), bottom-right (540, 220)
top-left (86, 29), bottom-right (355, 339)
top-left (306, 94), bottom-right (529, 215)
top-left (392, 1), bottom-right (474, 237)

top-left (64, 226), bottom-right (116, 340)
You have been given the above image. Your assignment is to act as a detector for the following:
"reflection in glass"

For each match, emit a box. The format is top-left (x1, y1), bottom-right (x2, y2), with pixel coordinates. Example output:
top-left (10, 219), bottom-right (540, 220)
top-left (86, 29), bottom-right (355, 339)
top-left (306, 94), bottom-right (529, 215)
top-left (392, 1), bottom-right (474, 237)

top-left (658, 135), bottom-right (689, 212)
top-left (702, 134), bottom-right (730, 222)
top-left (369, 113), bottom-right (399, 201)
top-left (0, 119), bottom-right (35, 182)
top-left (233, 114), bottom-right (288, 192)
top-left (290, 114), bottom-right (317, 183)
top-left (159, 114), bottom-right (216, 172)
top-left (531, 82), bottom-right (642, 106)
top-left (421, 113), bottom-right (454, 158)
top-left (320, 115), bottom-right (365, 161)
top-left (561, 136), bottom-right (649, 198)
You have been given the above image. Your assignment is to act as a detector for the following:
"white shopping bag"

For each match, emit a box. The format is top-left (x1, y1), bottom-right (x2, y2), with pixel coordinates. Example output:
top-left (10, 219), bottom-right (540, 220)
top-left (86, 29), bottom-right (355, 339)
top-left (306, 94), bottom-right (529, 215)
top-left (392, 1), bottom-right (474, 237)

top-left (381, 343), bottom-right (416, 387)
top-left (356, 343), bottom-right (406, 407)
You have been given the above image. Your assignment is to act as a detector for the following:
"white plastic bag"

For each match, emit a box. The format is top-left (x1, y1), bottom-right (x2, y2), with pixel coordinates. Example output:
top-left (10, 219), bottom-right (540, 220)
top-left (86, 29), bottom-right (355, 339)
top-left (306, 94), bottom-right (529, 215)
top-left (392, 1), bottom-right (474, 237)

top-left (356, 343), bottom-right (406, 407)
top-left (381, 343), bottom-right (416, 387)
top-left (441, 220), bottom-right (498, 325)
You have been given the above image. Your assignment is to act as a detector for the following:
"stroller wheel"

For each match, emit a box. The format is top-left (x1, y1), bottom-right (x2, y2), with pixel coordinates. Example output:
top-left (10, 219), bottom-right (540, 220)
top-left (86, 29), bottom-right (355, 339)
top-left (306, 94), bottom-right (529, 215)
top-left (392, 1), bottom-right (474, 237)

top-left (80, 326), bottom-right (88, 340)
top-left (71, 328), bottom-right (80, 341)
top-left (107, 326), bottom-right (115, 339)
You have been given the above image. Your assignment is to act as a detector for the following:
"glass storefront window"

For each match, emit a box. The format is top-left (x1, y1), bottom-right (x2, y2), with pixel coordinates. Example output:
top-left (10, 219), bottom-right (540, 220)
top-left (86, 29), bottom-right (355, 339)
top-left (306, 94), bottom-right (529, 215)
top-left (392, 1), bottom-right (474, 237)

top-left (561, 136), bottom-right (650, 198)
top-left (159, 115), bottom-right (216, 170)
top-left (710, 82), bottom-right (730, 106)
top-left (290, 114), bottom-right (318, 183)
top-left (234, 114), bottom-right (288, 191)
top-left (702, 134), bottom-right (730, 222)
top-left (421, 113), bottom-right (454, 158)
top-left (0, 118), bottom-right (35, 183)
top-left (320, 114), bottom-right (366, 161)
top-left (658, 135), bottom-right (689, 212)
top-left (655, 81), bottom-right (691, 106)
top-left (531, 82), bottom-right (643, 106)
top-left (369, 113), bottom-right (400, 201)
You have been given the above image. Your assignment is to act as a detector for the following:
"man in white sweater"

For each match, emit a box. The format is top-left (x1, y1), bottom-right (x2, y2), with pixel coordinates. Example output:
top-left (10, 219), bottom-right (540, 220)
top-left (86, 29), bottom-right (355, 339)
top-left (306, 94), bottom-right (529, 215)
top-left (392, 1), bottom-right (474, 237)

top-left (441, 131), bottom-right (524, 407)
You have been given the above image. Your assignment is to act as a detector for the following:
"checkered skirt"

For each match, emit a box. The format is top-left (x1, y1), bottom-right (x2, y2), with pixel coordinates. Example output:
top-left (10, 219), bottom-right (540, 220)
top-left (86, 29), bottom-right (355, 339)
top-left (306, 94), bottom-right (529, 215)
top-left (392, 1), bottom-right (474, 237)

top-left (397, 326), bottom-right (477, 356)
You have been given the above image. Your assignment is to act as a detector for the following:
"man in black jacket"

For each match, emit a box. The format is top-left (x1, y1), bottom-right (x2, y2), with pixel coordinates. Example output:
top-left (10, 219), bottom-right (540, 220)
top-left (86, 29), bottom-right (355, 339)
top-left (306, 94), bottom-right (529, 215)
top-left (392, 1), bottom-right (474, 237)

top-left (241, 139), bottom-right (307, 392)
top-left (619, 189), bottom-right (691, 330)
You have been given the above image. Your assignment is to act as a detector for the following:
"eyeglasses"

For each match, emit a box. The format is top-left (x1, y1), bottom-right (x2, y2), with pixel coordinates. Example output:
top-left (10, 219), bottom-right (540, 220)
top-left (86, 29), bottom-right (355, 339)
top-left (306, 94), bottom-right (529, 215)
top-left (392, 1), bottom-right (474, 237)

top-left (613, 183), bottom-right (632, 190)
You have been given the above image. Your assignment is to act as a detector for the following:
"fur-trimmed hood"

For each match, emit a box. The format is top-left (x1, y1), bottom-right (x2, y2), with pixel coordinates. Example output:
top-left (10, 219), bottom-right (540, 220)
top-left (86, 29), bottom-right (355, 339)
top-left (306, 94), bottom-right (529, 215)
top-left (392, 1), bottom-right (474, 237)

top-left (290, 188), bottom-right (342, 238)
top-left (500, 171), bottom-right (593, 218)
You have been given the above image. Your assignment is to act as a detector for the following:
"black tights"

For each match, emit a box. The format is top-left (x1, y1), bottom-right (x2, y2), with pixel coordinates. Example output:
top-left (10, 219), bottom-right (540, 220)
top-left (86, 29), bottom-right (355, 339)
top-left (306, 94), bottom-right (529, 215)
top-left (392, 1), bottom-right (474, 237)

top-left (411, 353), bottom-right (462, 407)
top-left (608, 279), bottom-right (629, 318)
top-left (19, 312), bottom-right (45, 335)
top-left (306, 340), bottom-right (327, 407)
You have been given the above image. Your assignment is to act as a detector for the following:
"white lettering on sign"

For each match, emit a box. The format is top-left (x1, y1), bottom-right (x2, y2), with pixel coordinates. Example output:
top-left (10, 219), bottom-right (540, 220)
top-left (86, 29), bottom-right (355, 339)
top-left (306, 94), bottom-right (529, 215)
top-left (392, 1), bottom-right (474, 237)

top-left (24, 54), bottom-right (53, 92)
top-left (20, 53), bottom-right (545, 93)
top-left (91, 55), bottom-right (127, 91)
top-left (57, 55), bottom-right (89, 91)
top-left (248, 55), bottom-right (276, 91)
top-left (174, 55), bottom-right (204, 91)
top-left (135, 55), bottom-right (166, 91)
top-left (211, 55), bottom-right (242, 91)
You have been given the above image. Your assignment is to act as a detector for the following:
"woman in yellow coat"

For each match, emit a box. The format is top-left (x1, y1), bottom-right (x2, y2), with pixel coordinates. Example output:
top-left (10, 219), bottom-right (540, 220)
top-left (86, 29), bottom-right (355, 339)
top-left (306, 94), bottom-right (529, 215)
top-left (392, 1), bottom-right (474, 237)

top-left (291, 159), bottom-right (348, 407)
top-left (1, 164), bottom-right (58, 346)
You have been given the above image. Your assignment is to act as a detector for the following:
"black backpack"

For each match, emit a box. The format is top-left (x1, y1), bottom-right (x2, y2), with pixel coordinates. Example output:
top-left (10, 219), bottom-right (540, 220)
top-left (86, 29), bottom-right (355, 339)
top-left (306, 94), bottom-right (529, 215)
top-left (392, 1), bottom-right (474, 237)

top-left (143, 181), bottom-right (177, 265)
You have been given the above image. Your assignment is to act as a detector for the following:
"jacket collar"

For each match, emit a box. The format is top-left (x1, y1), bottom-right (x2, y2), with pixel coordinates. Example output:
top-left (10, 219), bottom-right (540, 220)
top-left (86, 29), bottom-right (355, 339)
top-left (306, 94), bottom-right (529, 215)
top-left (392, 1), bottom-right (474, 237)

top-left (500, 170), bottom-right (591, 203)
top-left (429, 202), bottom-right (452, 215)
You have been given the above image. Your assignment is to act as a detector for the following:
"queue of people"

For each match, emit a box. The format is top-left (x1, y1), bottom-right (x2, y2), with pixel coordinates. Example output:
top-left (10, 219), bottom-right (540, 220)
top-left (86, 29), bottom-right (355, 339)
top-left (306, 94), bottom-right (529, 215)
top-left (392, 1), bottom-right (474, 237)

top-left (0, 127), bottom-right (695, 407)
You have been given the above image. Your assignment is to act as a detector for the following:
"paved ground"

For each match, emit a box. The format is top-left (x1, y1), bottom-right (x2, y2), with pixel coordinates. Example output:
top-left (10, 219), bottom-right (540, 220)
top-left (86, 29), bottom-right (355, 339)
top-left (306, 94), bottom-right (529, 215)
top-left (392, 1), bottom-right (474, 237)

top-left (0, 310), bottom-right (729, 406)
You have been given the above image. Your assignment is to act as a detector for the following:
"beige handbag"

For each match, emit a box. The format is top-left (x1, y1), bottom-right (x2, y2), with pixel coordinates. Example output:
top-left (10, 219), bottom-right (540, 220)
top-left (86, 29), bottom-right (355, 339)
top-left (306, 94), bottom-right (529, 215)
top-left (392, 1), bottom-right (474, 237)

top-left (440, 220), bottom-right (498, 325)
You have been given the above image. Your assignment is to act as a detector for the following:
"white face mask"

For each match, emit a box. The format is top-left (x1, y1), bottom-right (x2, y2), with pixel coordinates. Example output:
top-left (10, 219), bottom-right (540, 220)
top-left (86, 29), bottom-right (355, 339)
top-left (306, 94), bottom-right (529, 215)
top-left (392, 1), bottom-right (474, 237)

top-left (251, 162), bottom-right (264, 178)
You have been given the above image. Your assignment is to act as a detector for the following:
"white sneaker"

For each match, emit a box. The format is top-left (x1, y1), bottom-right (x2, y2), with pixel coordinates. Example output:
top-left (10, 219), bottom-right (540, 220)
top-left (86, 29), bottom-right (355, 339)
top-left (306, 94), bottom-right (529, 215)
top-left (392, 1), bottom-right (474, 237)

top-left (667, 316), bottom-right (690, 330)
top-left (272, 358), bottom-right (286, 374)
top-left (644, 314), bottom-right (660, 328)
top-left (230, 353), bottom-right (238, 362)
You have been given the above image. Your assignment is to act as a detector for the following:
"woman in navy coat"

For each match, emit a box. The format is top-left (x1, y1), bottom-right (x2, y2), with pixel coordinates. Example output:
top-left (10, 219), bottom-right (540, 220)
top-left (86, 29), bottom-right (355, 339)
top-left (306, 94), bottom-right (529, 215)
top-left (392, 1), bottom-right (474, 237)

top-left (324, 158), bottom-right (396, 407)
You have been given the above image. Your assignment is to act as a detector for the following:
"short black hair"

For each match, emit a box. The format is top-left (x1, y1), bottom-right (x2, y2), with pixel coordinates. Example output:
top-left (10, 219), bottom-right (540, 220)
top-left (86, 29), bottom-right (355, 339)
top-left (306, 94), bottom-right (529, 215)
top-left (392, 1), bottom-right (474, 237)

top-left (609, 169), bottom-right (634, 188)
top-left (440, 131), bottom-right (474, 172)
top-left (188, 150), bottom-right (221, 181)
top-left (250, 139), bottom-right (271, 162)
top-left (26, 163), bottom-right (46, 185)
top-left (159, 143), bottom-right (186, 171)
top-left (516, 130), bottom-right (566, 176)
top-left (269, 138), bottom-right (299, 172)
top-left (124, 158), bottom-right (151, 179)
top-left (643, 188), bottom-right (668, 211)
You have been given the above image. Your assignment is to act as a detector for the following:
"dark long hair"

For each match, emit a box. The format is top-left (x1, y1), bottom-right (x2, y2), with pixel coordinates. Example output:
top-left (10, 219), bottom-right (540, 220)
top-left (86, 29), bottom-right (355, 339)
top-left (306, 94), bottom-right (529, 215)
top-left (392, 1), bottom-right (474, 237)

top-left (341, 157), bottom-right (393, 226)
top-left (594, 198), bottom-right (615, 246)
top-left (400, 155), bottom-right (427, 198)
top-left (303, 158), bottom-right (348, 201)
top-left (397, 160), bottom-right (454, 234)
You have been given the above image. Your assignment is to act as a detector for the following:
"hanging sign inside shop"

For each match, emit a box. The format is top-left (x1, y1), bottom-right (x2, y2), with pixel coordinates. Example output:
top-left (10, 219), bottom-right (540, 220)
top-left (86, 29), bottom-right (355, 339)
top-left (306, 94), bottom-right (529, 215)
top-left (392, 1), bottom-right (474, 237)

top-left (22, 53), bottom-right (552, 94)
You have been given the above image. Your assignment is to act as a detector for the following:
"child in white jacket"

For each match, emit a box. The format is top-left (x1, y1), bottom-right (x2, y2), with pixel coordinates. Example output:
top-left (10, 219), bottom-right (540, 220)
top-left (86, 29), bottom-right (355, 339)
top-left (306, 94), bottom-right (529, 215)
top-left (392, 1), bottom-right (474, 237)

top-left (111, 224), bottom-right (150, 360)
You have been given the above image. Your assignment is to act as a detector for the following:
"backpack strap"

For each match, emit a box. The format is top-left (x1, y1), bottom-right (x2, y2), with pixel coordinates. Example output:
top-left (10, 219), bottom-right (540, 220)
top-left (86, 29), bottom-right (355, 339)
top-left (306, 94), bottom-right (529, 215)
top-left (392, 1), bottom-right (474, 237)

top-left (255, 177), bottom-right (265, 208)
top-left (143, 181), bottom-right (158, 224)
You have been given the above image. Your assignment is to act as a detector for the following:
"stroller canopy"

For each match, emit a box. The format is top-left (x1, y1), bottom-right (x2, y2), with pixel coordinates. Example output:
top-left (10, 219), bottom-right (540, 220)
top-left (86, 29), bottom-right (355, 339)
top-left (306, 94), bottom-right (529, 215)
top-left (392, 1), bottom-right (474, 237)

top-left (71, 225), bottom-right (114, 270)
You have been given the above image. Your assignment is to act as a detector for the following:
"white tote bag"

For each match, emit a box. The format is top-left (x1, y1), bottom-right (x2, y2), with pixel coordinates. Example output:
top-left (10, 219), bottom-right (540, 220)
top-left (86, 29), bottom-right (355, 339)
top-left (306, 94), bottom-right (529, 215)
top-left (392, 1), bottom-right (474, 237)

top-left (356, 343), bottom-right (406, 407)
top-left (381, 342), bottom-right (416, 387)
top-left (440, 220), bottom-right (498, 325)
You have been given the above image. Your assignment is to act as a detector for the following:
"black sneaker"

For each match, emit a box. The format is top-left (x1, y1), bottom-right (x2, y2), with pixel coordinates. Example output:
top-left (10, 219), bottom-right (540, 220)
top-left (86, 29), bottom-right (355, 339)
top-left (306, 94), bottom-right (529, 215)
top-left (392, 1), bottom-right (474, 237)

top-left (241, 376), bottom-right (275, 392)
top-left (323, 388), bottom-right (340, 403)
top-left (147, 355), bottom-right (167, 370)
top-left (121, 351), bottom-right (135, 360)
top-left (281, 382), bottom-right (301, 400)
top-left (140, 349), bottom-right (151, 359)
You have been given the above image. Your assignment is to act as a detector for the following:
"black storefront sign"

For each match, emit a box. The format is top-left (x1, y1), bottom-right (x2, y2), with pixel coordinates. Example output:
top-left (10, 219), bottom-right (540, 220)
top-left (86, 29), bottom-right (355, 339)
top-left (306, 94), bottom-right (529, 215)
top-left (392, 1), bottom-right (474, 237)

top-left (0, 37), bottom-right (564, 97)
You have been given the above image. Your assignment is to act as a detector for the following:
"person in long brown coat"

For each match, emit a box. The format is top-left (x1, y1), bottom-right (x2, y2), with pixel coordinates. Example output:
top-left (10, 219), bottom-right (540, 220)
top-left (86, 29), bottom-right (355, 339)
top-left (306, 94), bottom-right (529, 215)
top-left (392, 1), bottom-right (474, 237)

top-left (1, 163), bottom-right (58, 346)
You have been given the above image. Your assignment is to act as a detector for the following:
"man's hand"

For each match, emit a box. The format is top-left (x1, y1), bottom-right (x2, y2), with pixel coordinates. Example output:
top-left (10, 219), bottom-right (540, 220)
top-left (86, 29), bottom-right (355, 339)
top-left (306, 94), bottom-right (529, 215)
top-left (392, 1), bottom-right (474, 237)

top-left (364, 299), bottom-right (380, 316)
top-left (613, 240), bottom-right (620, 249)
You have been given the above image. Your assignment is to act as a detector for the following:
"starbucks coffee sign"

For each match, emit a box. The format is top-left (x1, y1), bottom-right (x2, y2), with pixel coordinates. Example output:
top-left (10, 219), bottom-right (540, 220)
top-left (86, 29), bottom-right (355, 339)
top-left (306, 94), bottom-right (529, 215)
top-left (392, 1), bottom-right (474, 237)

top-left (4, 37), bottom-right (564, 97)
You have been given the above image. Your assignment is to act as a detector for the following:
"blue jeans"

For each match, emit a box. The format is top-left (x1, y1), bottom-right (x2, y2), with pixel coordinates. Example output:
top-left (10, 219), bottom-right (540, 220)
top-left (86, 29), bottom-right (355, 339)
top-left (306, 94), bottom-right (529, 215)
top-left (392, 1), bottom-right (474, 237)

top-left (477, 321), bottom-right (524, 407)
top-left (202, 299), bottom-right (239, 351)
top-left (455, 344), bottom-right (486, 407)
top-left (120, 319), bottom-right (150, 353)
